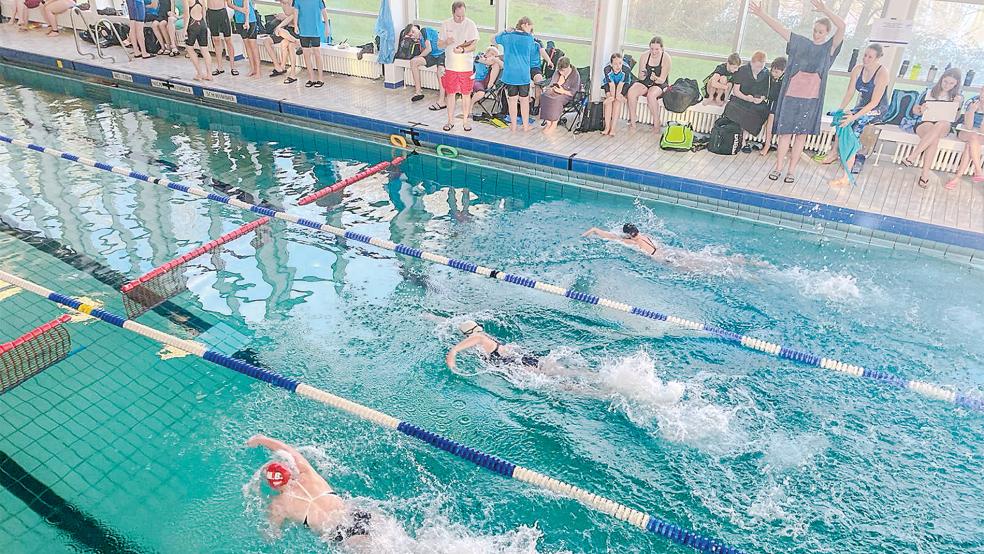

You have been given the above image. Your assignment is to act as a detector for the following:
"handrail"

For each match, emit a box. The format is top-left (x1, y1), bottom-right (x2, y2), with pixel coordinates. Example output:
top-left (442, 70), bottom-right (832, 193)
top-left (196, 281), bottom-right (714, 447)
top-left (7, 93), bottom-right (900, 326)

top-left (95, 18), bottom-right (131, 62)
top-left (69, 7), bottom-right (97, 60)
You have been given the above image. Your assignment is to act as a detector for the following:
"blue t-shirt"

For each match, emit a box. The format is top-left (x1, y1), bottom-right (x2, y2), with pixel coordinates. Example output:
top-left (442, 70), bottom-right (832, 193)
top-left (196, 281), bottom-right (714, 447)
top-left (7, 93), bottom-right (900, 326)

top-left (232, 0), bottom-right (256, 24)
top-left (293, 0), bottom-right (325, 39)
top-left (531, 38), bottom-right (543, 69)
top-left (602, 64), bottom-right (631, 89)
top-left (474, 59), bottom-right (490, 82)
top-left (495, 30), bottom-right (536, 86)
top-left (420, 27), bottom-right (444, 57)
top-left (144, 0), bottom-right (158, 17)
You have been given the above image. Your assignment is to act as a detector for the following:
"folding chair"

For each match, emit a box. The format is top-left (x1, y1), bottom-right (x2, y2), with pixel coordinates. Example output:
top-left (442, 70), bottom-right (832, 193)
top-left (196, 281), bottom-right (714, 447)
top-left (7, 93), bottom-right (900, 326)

top-left (473, 79), bottom-right (507, 126)
top-left (561, 67), bottom-right (591, 132)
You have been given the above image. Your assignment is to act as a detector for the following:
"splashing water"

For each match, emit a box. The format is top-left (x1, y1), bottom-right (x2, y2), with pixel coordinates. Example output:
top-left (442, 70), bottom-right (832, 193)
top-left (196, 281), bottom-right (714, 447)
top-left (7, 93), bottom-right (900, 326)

top-left (770, 266), bottom-right (864, 303)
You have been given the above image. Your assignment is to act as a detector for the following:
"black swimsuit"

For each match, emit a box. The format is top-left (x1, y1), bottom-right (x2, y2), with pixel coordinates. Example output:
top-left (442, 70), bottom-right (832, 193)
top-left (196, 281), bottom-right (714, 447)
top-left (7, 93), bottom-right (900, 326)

top-left (639, 52), bottom-right (667, 89)
top-left (488, 342), bottom-right (539, 368)
top-left (299, 491), bottom-right (372, 542)
top-left (185, 0), bottom-right (208, 47)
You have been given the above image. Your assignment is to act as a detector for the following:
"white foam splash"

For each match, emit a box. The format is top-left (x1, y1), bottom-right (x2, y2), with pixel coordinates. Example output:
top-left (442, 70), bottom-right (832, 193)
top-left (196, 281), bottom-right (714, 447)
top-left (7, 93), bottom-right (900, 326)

top-left (346, 512), bottom-right (550, 554)
top-left (770, 266), bottom-right (863, 302)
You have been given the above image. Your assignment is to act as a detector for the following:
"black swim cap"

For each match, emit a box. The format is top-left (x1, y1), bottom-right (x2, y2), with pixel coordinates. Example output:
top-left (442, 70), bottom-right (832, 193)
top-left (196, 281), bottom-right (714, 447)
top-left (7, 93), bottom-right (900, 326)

top-left (622, 223), bottom-right (640, 237)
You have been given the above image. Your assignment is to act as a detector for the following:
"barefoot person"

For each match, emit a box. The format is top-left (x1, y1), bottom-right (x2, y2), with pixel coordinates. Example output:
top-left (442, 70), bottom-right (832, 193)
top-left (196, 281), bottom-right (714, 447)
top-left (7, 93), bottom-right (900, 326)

top-left (40, 0), bottom-right (76, 36)
top-left (446, 320), bottom-right (541, 371)
top-left (626, 36), bottom-right (671, 135)
top-left (125, 0), bottom-right (150, 58)
top-left (206, 0), bottom-right (237, 75)
top-left (601, 52), bottom-right (631, 137)
top-left (183, 0), bottom-right (213, 80)
top-left (495, 17), bottom-right (537, 132)
top-left (825, 44), bottom-right (888, 187)
top-left (246, 434), bottom-right (372, 542)
top-left (946, 86), bottom-right (984, 190)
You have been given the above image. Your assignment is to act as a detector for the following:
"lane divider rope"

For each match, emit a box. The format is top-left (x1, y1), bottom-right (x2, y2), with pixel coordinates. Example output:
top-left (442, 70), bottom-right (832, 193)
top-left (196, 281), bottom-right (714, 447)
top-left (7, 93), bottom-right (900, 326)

top-left (297, 156), bottom-right (405, 205)
top-left (0, 269), bottom-right (747, 554)
top-left (1, 134), bottom-right (980, 414)
top-left (120, 217), bottom-right (270, 293)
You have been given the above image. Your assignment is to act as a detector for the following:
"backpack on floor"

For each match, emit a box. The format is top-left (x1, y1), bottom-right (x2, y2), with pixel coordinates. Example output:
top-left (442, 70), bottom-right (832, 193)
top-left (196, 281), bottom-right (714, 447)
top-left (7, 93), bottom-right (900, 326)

top-left (660, 121), bottom-right (694, 151)
top-left (143, 27), bottom-right (161, 54)
top-left (576, 101), bottom-right (605, 133)
top-left (708, 117), bottom-right (743, 155)
top-left (661, 78), bottom-right (702, 113)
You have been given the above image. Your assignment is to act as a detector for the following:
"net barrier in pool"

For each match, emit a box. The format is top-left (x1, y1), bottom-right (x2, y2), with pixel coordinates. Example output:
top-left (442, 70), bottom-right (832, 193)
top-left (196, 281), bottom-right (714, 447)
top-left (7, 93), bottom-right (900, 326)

top-left (0, 315), bottom-right (72, 394)
top-left (2, 134), bottom-right (981, 414)
top-left (297, 156), bottom-right (406, 205)
top-left (0, 270), bottom-right (746, 554)
top-left (119, 217), bottom-right (270, 318)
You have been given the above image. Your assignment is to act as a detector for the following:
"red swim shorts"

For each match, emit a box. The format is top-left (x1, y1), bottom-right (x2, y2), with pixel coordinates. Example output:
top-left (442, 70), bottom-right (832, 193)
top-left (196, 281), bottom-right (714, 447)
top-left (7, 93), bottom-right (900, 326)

top-left (441, 70), bottom-right (474, 96)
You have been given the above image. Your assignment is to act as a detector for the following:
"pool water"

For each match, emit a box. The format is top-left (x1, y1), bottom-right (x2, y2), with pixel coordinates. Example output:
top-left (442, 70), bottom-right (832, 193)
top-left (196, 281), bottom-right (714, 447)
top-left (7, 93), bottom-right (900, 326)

top-left (0, 64), bottom-right (981, 554)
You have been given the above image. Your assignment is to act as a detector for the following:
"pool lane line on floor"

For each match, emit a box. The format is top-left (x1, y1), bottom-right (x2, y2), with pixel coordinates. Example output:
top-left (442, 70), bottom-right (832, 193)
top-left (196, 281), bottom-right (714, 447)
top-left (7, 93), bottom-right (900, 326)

top-left (0, 451), bottom-right (149, 554)
top-left (3, 134), bottom-right (980, 415)
top-left (0, 270), bottom-right (747, 554)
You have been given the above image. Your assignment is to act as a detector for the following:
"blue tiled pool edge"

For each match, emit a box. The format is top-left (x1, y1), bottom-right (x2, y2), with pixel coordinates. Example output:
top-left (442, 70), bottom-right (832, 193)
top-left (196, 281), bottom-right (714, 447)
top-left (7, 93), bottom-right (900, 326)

top-left (1, 46), bottom-right (982, 255)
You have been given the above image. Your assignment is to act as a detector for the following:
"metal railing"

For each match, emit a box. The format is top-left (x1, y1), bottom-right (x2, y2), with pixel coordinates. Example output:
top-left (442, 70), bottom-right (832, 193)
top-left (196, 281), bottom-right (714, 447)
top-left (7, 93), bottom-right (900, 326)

top-left (69, 7), bottom-right (97, 60)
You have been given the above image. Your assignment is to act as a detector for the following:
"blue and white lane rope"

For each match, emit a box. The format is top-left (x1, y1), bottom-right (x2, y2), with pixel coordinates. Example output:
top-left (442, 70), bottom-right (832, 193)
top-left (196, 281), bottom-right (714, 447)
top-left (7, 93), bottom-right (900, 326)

top-left (0, 270), bottom-right (745, 554)
top-left (1, 134), bottom-right (980, 414)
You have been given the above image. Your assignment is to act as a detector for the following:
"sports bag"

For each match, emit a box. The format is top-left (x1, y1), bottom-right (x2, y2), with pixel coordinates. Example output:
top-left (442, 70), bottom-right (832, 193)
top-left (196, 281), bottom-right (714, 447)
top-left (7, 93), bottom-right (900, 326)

top-left (661, 78), bottom-right (702, 113)
top-left (576, 101), bottom-right (605, 133)
top-left (395, 25), bottom-right (421, 60)
top-left (708, 117), bottom-right (743, 155)
top-left (660, 121), bottom-right (694, 151)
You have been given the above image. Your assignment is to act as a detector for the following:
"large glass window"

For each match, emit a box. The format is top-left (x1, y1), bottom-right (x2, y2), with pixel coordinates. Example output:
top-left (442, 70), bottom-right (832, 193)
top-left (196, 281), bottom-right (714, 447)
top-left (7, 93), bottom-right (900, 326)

top-left (907, 0), bottom-right (984, 86)
top-left (623, 0), bottom-right (740, 55)
top-left (506, 0), bottom-right (596, 40)
top-left (417, 0), bottom-right (496, 28)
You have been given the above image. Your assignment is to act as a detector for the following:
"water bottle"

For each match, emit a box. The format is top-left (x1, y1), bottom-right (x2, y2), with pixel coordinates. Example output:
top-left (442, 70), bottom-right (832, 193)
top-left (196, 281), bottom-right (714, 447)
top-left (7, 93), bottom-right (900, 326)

top-left (926, 65), bottom-right (937, 83)
top-left (121, 1), bottom-right (127, 17)
top-left (898, 60), bottom-right (909, 78)
top-left (848, 48), bottom-right (859, 72)
top-left (909, 63), bottom-right (922, 80)
top-left (945, 63), bottom-right (951, 71)
top-left (965, 70), bottom-right (976, 87)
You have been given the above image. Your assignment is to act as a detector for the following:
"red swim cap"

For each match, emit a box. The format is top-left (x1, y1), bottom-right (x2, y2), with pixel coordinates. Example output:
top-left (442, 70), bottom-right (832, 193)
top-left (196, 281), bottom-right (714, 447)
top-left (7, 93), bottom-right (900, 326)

top-left (265, 462), bottom-right (291, 488)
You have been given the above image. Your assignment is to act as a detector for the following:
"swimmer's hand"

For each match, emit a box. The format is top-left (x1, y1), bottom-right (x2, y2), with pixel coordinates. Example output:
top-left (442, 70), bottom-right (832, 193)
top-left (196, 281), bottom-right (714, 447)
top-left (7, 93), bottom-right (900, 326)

top-left (245, 434), bottom-right (267, 447)
top-left (581, 227), bottom-right (601, 238)
top-left (445, 351), bottom-right (457, 371)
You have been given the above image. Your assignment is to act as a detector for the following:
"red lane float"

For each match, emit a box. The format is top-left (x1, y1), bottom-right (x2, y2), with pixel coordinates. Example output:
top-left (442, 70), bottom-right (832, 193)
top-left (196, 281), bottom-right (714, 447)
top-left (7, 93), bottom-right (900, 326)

top-left (297, 156), bottom-right (405, 206)
top-left (0, 315), bottom-right (72, 356)
top-left (120, 217), bottom-right (270, 294)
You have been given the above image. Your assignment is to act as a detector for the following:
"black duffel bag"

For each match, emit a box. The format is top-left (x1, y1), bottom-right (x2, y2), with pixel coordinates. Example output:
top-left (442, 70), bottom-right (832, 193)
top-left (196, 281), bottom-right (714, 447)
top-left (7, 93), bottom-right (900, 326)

top-left (707, 116), bottom-right (743, 155)
top-left (661, 78), bottom-right (702, 113)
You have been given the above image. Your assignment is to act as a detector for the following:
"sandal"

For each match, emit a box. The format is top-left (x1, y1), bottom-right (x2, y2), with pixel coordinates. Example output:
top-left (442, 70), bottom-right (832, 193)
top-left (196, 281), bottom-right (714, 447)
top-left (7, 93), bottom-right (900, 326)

top-left (304, 80), bottom-right (315, 87)
top-left (411, 94), bottom-right (425, 102)
top-left (442, 123), bottom-right (454, 132)
top-left (917, 177), bottom-right (929, 189)
top-left (284, 77), bottom-right (297, 84)
top-left (783, 175), bottom-right (796, 184)
top-left (212, 69), bottom-right (225, 76)
top-left (463, 124), bottom-right (472, 132)
top-left (901, 157), bottom-right (915, 167)
top-left (429, 103), bottom-right (447, 111)
top-left (767, 170), bottom-right (781, 181)
top-left (230, 69), bottom-right (239, 76)
top-left (270, 69), bottom-right (286, 77)
top-left (313, 81), bottom-right (324, 88)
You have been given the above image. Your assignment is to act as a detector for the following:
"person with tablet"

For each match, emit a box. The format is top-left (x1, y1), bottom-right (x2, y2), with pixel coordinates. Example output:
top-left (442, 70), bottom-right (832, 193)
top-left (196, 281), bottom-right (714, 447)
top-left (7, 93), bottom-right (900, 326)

top-left (901, 68), bottom-right (963, 188)
top-left (945, 85), bottom-right (984, 190)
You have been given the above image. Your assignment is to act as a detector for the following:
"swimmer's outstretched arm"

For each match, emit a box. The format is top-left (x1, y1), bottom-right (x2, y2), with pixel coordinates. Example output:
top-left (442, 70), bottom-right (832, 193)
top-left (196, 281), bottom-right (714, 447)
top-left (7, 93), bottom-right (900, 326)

top-left (446, 335), bottom-right (483, 370)
top-left (246, 434), bottom-right (314, 474)
top-left (581, 227), bottom-right (630, 244)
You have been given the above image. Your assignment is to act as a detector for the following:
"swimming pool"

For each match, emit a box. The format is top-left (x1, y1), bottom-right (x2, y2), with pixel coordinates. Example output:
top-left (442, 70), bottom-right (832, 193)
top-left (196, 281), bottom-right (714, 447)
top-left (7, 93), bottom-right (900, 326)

top-left (0, 64), bottom-right (981, 553)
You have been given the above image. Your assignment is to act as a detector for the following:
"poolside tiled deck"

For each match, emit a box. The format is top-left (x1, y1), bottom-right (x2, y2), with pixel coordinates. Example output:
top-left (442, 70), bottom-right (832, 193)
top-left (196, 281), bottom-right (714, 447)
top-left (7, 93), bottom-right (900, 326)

top-left (0, 25), bottom-right (982, 252)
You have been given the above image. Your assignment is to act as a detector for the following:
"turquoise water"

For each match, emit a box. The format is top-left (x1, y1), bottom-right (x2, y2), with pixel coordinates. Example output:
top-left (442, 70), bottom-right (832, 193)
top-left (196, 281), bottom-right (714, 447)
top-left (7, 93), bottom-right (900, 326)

top-left (0, 64), bottom-right (982, 553)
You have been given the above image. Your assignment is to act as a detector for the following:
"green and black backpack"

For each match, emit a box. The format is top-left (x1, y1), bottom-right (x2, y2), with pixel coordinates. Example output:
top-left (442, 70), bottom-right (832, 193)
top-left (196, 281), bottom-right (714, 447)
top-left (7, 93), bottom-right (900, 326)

top-left (660, 121), bottom-right (694, 151)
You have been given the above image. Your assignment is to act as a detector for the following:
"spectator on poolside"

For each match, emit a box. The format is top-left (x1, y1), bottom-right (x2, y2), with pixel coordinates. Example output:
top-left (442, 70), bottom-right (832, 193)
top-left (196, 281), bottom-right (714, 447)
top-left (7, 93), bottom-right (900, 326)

top-left (183, 0), bottom-right (212, 80)
top-left (760, 56), bottom-right (787, 157)
top-left (824, 44), bottom-right (889, 187)
top-left (144, 0), bottom-right (160, 50)
top-left (246, 434), bottom-right (372, 542)
top-left (471, 46), bottom-right (502, 104)
top-left (260, 11), bottom-right (286, 77)
top-left (39, 0), bottom-right (77, 36)
top-left (722, 51), bottom-right (771, 138)
top-left (10, 0), bottom-right (31, 31)
top-left (901, 68), bottom-right (963, 188)
top-left (229, 0), bottom-right (260, 77)
top-left (946, 86), bottom-right (984, 190)
top-left (125, 0), bottom-right (150, 58)
top-left (538, 56), bottom-right (579, 133)
top-left (495, 17), bottom-right (538, 133)
top-left (703, 52), bottom-right (741, 106)
top-left (626, 36), bottom-right (671, 135)
top-left (438, 1), bottom-right (479, 132)
top-left (407, 24), bottom-right (445, 105)
top-left (271, 0), bottom-right (303, 83)
top-left (601, 52), bottom-right (631, 137)
top-left (529, 36), bottom-right (551, 107)
top-left (750, 0), bottom-right (844, 184)
top-left (288, 0), bottom-right (328, 87)
top-left (206, 0), bottom-right (237, 75)
top-left (150, 0), bottom-right (179, 56)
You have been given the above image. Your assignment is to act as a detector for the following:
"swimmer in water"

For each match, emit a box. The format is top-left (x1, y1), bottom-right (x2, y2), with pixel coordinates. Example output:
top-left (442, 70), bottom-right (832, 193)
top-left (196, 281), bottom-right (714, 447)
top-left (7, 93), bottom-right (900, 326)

top-left (582, 223), bottom-right (665, 258)
top-left (446, 320), bottom-right (541, 371)
top-left (246, 434), bottom-right (371, 543)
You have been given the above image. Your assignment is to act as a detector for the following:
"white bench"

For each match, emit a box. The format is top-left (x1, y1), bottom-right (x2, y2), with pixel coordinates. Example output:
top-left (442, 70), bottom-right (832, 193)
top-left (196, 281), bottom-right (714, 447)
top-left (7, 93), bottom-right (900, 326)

top-left (390, 58), bottom-right (440, 90)
top-left (873, 125), bottom-right (971, 174)
top-left (254, 41), bottom-right (383, 80)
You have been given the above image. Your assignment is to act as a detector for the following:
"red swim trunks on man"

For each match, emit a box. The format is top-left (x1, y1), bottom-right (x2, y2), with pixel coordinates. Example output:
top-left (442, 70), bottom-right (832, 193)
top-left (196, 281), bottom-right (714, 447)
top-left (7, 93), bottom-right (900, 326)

top-left (442, 70), bottom-right (474, 96)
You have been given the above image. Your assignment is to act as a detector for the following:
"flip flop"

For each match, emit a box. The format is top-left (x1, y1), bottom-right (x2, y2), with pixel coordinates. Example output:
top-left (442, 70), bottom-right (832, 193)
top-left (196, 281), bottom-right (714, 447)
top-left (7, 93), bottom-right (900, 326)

top-left (230, 69), bottom-right (239, 76)
top-left (463, 124), bottom-right (472, 132)
top-left (429, 104), bottom-right (447, 111)
top-left (411, 94), bottom-right (424, 102)
top-left (901, 158), bottom-right (915, 167)
top-left (211, 69), bottom-right (225, 76)
top-left (442, 124), bottom-right (454, 132)
top-left (917, 177), bottom-right (929, 188)
top-left (767, 170), bottom-right (781, 181)
top-left (305, 80), bottom-right (315, 87)
top-left (284, 77), bottom-right (297, 84)
top-left (783, 175), bottom-right (795, 184)
top-left (313, 81), bottom-right (324, 88)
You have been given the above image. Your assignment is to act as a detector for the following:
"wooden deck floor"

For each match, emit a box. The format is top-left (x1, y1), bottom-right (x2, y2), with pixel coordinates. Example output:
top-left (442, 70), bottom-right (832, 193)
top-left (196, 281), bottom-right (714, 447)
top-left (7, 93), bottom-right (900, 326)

top-left (1, 26), bottom-right (982, 235)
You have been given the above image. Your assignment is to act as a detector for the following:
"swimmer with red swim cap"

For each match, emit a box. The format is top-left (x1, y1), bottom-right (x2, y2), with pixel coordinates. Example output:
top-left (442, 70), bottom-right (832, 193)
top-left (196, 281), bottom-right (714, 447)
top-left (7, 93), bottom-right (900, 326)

top-left (246, 434), bottom-right (372, 543)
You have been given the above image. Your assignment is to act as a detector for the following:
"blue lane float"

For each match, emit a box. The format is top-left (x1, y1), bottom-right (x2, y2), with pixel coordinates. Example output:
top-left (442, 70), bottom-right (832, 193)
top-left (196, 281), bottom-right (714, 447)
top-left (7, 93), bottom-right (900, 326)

top-left (0, 269), bottom-right (746, 553)
top-left (1, 133), bottom-right (981, 415)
